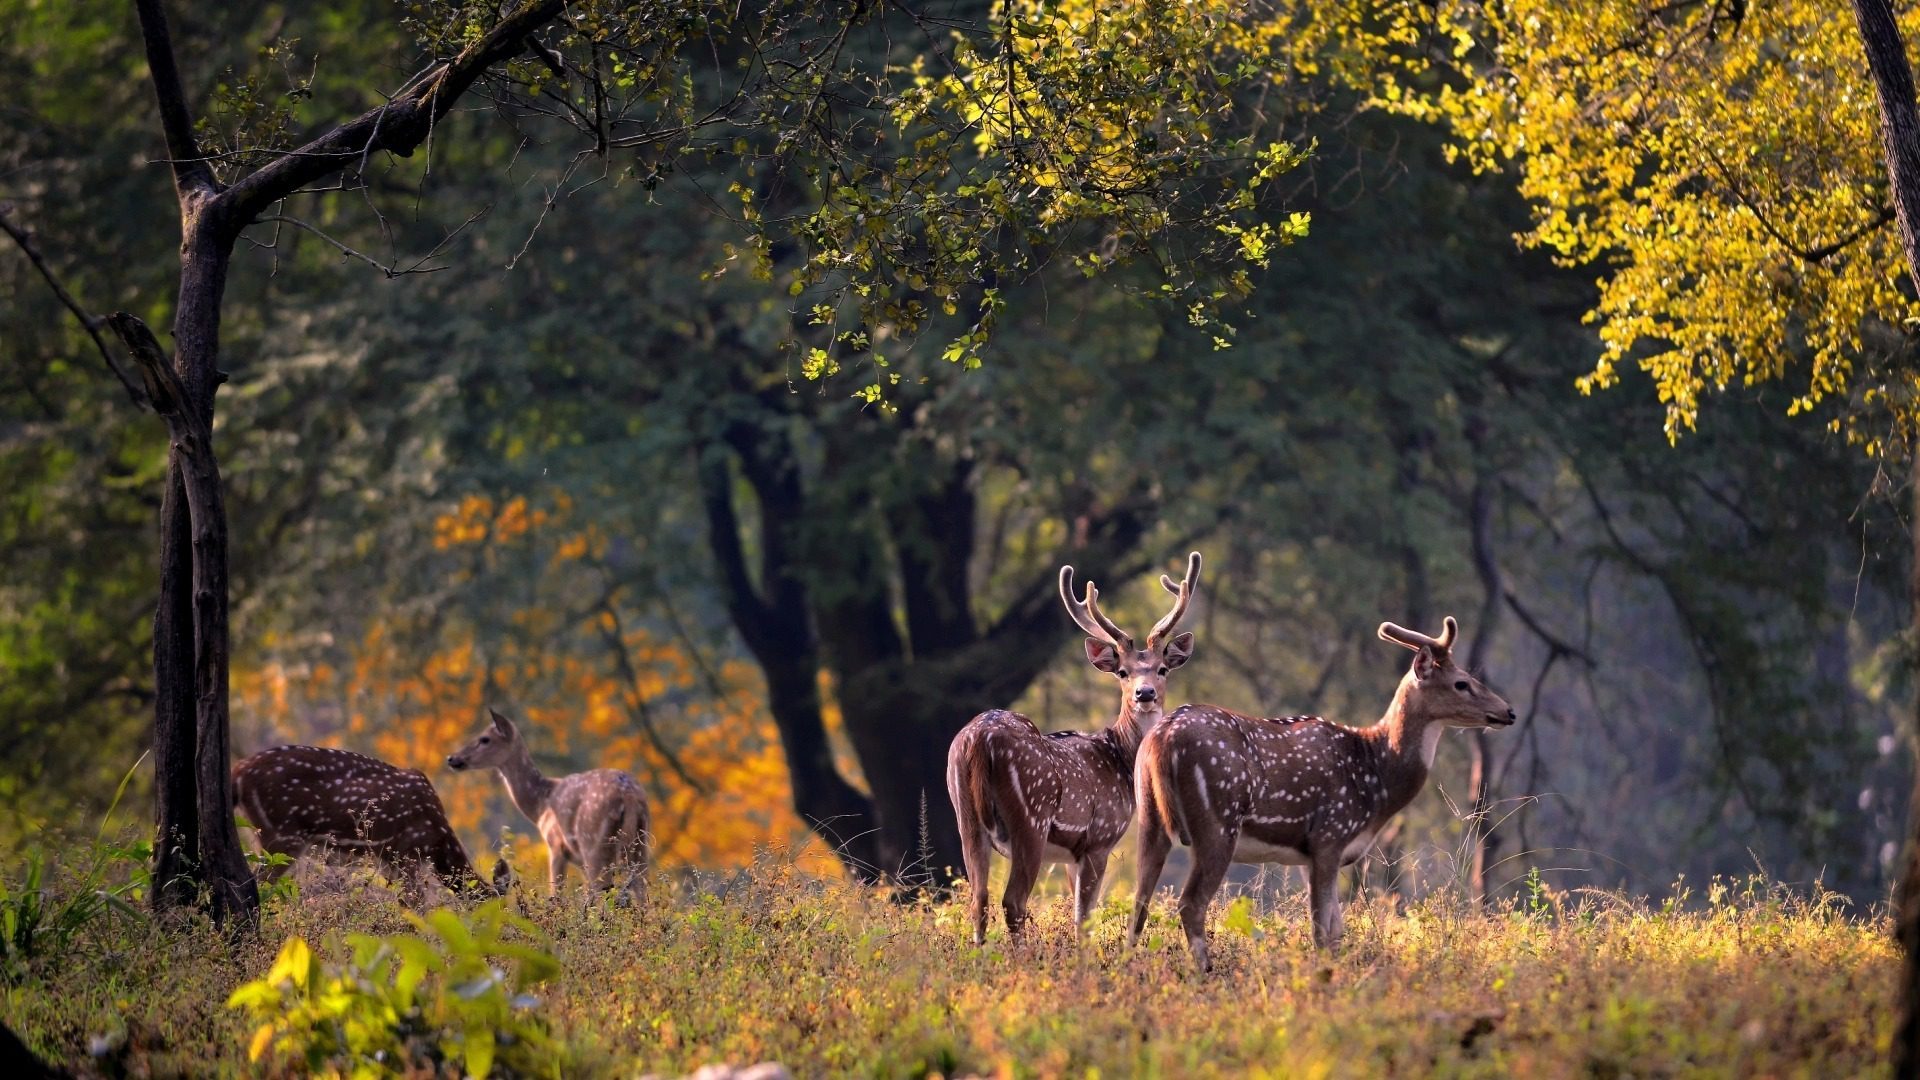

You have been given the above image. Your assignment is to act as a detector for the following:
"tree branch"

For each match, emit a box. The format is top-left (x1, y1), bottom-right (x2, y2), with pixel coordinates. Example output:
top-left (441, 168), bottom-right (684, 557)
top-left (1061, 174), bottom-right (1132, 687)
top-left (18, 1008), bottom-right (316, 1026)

top-left (132, 0), bottom-right (217, 200)
top-left (0, 205), bottom-right (146, 407)
top-left (104, 313), bottom-right (192, 423)
top-left (222, 0), bottom-right (570, 228)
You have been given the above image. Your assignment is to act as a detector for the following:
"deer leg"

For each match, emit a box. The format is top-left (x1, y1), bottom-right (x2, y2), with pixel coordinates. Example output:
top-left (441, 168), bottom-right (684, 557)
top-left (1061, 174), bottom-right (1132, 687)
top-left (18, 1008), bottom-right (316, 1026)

top-left (1178, 824), bottom-right (1236, 974)
top-left (1001, 824), bottom-right (1045, 940)
top-left (583, 841), bottom-right (619, 906)
top-left (1073, 853), bottom-right (1108, 939)
top-left (954, 797), bottom-right (994, 946)
top-left (1308, 844), bottom-right (1345, 950)
top-left (1130, 816), bottom-right (1173, 947)
top-left (546, 844), bottom-right (569, 899)
top-left (622, 828), bottom-right (649, 906)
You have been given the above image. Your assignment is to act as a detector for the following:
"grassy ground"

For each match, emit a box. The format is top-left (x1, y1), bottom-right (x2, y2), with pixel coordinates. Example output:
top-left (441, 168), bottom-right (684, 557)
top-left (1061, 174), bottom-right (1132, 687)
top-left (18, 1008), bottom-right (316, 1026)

top-left (0, 853), bottom-right (1898, 1078)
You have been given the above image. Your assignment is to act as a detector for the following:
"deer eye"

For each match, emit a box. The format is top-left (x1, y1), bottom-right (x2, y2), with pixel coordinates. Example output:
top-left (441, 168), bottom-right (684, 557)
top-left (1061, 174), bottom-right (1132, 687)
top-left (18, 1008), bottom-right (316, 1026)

top-left (1158, 666), bottom-right (1169, 676)
top-left (1453, 680), bottom-right (1470, 692)
top-left (479, 736), bottom-right (491, 745)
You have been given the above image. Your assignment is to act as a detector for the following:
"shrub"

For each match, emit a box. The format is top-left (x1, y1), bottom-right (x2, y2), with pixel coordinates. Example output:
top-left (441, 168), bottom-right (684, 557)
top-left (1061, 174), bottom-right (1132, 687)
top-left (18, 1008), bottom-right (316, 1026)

top-left (228, 900), bottom-right (565, 1078)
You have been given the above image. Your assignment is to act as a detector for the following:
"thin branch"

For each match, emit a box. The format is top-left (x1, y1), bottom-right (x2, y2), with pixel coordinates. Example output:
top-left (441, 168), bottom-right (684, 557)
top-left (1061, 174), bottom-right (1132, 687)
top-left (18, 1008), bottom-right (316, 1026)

top-left (1502, 589), bottom-right (1596, 667)
top-left (0, 205), bottom-right (146, 407)
top-left (253, 213), bottom-right (485, 278)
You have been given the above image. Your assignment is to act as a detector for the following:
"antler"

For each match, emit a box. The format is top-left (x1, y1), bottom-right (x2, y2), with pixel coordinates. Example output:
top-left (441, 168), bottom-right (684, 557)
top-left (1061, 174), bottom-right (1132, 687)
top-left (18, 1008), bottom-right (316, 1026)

top-left (1059, 566), bottom-right (1133, 651)
top-left (1148, 551), bottom-right (1203, 647)
top-left (1377, 615), bottom-right (1459, 653)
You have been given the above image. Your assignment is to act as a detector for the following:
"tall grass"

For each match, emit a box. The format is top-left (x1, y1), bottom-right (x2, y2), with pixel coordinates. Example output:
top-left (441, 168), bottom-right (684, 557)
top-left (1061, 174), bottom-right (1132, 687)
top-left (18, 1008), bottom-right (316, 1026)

top-left (0, 834), bottom-right (1898, 1078)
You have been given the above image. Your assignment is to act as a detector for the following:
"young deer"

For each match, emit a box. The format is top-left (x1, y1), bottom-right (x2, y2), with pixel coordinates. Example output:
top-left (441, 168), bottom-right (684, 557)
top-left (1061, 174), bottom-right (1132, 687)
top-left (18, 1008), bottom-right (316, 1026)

top-left (1131, 616), bottom-right (1513, 969)
top-left (946, 552), bottom-right (1201, 944)
top-left (446, 709), bottom-right (651, 904)
top-left (232, 745), bottom-right (510, 901)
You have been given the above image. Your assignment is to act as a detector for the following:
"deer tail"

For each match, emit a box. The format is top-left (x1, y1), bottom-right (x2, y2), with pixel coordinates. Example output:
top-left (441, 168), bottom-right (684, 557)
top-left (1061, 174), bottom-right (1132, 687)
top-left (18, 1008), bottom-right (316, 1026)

top-left (946, 724), bottom-right (994, 886)
top-left (1138, 739), bottom-right (1189, 846)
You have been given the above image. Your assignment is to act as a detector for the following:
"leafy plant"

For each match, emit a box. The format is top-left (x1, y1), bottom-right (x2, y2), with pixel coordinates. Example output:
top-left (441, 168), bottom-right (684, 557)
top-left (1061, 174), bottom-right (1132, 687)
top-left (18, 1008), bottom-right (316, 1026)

top-left (0, 757), bottom-right (148, 982)
top-left (228, 899), bottom-right (565, 1078)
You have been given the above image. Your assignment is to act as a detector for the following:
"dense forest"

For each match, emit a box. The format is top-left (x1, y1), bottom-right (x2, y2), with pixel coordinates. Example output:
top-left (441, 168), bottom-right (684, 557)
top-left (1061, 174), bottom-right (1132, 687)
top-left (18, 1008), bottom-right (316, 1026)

top-left (2, 0), bottom-right (1917, 1072)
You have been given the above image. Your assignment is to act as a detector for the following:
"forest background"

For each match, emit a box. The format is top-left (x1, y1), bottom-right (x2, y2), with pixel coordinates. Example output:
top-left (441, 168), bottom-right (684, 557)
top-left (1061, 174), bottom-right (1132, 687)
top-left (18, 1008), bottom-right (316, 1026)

top-left (2, 0), bottom-right (1912, 911)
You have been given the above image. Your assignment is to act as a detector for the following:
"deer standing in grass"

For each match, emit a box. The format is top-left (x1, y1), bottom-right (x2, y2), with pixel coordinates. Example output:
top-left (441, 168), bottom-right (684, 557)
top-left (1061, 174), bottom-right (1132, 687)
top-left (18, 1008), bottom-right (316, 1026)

top-left (946, 552), bottom-right (1202, 944)
top-left (446, 709), bottom-right (651, 904)
top-left (232, 745), bottom-right (511, 901)
top-left (1131, 616), bottom-right (1513, 969)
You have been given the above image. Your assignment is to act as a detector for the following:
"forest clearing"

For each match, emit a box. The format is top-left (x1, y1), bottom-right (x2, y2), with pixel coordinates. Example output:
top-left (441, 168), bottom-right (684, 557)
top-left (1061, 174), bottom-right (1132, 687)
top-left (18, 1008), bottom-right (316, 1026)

top-left (9, 0), bottom-right (1920, 1075)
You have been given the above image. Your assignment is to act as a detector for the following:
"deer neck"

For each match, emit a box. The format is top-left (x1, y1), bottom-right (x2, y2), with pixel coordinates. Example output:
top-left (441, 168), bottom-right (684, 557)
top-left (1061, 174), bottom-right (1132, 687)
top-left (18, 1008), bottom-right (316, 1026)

top-left (1103, 695), bottom-right (1158, 766)
top-left (493, 745), bottom-right (558, 823)
top-left (1366, 677), bottom-right (1449, 812)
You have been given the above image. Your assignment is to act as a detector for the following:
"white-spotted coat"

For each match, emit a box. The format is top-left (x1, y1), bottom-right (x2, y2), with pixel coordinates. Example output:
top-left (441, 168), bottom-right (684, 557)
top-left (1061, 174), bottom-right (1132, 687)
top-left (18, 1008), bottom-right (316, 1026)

top-left (948, 553), bottom-right (1202, 943)
top-left (232, 745), bottom-right (505, 900)
top-left (1130, 616), bottom-right (1514, 968)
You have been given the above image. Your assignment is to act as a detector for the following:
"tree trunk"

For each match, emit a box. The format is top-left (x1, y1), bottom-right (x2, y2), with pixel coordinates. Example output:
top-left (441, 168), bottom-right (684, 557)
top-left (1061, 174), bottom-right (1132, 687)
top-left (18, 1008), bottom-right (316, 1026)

top-left (1846, 2), bottom-right (1920, 1072)
top-left (1903, 447), bottom-right (1920, 1078)
top-left (110, 299), bottom-right (258, 924)
top-left (696, 429), bottom-right (883, 877)
top-left (1464, 436), bottom-right (1505, 905)
top-left (150, 463), bottom-right (198, 908)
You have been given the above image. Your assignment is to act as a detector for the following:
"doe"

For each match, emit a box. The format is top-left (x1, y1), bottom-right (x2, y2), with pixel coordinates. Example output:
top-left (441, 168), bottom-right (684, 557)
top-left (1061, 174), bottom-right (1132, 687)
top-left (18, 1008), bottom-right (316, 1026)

top-left (1131, 616), bottom-right (1513, 969)
top-left (446, 708), bottom-right (651, 904)
top-left (232, 745), bottom-right (510, 902)
top-left (946, 552), bottom-right (1201, 943)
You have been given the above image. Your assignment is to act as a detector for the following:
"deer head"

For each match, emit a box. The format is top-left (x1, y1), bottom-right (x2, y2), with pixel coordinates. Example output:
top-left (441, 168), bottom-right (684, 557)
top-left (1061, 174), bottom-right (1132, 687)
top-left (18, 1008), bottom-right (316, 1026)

top-left (1377, 616), bottom-right (1515, 729)
top-left (446, 709), bottom-right (522, 772)
top-left (1060, 552), bottom-right (1202, 722)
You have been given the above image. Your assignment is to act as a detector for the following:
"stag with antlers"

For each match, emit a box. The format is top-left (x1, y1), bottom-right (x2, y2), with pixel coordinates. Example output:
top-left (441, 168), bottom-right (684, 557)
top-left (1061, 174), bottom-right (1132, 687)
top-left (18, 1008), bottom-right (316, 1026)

top-left (232, 745), bottom-right (511, 902)
top-left (1130, 616), bottom-right (1513, 969)
top-left (946, 552), bottom-right (1202, 944)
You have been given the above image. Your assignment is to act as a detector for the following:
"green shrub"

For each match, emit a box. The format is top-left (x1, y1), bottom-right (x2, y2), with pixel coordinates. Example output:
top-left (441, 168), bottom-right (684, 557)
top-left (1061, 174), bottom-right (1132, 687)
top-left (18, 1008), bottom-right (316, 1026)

top-left (228, 900), bottom-right (565, 1078)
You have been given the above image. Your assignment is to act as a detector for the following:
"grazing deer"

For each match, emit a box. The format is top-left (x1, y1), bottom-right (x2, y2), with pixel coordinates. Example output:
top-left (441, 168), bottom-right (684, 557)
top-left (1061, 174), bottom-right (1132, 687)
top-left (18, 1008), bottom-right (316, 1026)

top-left (1130, 616), bottom-right (1513, 969)
top-left (445, 709), bottom-right (651, 904)
top-left (232, 745), bottom-right (510, 901)
top-left (946, 552), bottom-right (1201, 944)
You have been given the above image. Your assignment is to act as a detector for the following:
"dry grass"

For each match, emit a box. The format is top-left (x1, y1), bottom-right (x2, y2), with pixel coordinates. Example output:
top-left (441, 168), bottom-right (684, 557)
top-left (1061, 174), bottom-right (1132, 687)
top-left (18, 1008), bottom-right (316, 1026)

top-left (0, 852), bottom-right (1898, 1078)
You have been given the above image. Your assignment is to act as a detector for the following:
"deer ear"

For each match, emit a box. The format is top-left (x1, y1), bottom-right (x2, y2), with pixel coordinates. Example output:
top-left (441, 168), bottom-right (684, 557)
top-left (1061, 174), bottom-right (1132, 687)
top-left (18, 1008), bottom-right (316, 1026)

top-left (489, 709), bottom-right (515, 736)
top-left (1084, 638), bottom-right (1123, 673)
top-left (1163, 632), bottom-right (1196, 670)
top-left (1412, 646), bottom-right (1443, 680)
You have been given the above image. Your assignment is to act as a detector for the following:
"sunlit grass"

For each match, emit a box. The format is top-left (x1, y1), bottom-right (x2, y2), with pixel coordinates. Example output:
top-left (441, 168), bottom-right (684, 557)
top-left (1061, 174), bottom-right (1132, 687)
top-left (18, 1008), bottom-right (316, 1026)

top-left (0, 843), bottom-right (1897, 1077)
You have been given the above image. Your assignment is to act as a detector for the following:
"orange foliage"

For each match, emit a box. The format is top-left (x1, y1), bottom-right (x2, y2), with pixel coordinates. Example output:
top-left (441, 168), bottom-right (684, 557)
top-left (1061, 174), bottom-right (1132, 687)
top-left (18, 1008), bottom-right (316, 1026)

top-left (234, 494), bottom-right (844, 875)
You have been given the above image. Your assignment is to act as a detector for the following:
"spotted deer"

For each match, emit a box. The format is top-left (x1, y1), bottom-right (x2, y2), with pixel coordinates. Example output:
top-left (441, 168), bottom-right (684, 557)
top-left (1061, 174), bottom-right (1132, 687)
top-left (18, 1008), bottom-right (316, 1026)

top-left (445, 709), bottom-right (651, 904)
top-left (1130, 616), bottom-right (1513, 969)
top-left (946, 552), bottom-right (1201, 944)
top-left (232, 745), bottom-right (510, 901)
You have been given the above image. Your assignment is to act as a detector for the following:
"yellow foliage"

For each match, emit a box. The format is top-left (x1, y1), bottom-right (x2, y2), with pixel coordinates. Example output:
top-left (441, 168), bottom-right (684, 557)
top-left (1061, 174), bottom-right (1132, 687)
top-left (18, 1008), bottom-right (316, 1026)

top-left (1349, 1), bottom-right (1920, 450)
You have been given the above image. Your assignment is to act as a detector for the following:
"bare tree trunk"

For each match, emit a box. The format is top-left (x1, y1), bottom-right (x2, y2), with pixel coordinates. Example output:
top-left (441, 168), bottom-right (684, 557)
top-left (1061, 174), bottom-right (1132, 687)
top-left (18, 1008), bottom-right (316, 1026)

top-left (1845, 2), bottom-right (1920, 1072)
top-left (110, 310), bottom-right (257, 923)
top-left (1905, 447), bottom-right (1920, 1079)
top-left (149, 464), bottom-right (198, 908)
top-left (1464, 431), bottom-right (1505, 905)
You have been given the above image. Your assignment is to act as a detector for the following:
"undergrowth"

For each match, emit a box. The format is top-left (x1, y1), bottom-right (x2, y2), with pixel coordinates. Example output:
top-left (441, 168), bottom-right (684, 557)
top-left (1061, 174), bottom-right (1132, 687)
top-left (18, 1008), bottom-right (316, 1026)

top-left (0, 831), bottom-right (1897, 1078)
